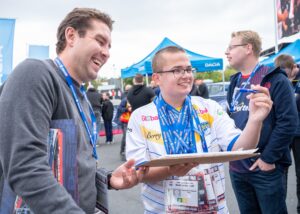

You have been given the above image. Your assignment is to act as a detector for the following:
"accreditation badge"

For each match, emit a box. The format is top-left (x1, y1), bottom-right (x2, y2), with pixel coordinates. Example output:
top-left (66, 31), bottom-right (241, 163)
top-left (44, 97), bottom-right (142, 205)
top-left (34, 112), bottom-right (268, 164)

top-left (164, 164), bottom-right (226, 213)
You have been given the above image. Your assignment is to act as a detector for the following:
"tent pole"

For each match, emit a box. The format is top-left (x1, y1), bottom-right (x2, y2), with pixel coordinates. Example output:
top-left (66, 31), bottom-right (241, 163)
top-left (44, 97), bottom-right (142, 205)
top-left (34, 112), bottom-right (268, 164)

top-left (121, 78), bottom-right (124, 91)
top-left (222, 70), bottom-right (225, 94)
top-left (274, 0), bottom-right (279, 53)
top-left (145, 73), bottom-right (149, 86)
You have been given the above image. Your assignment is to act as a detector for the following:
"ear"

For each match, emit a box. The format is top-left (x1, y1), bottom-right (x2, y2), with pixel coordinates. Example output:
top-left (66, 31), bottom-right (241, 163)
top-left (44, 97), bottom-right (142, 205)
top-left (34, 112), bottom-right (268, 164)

top-left (152, 73), bottom-right (161, 85)
top-left (245, 43), bottom-right (253, 55)
top-left (65, 27), bottom-right (77, 47)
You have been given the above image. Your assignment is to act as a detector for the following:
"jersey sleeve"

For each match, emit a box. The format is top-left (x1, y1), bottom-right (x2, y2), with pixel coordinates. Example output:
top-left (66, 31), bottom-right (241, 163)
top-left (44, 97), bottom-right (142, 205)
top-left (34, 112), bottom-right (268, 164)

top-left (209, 100), bottom-right (241, 151)
top-left (126, 108), bottom-right (150, 166)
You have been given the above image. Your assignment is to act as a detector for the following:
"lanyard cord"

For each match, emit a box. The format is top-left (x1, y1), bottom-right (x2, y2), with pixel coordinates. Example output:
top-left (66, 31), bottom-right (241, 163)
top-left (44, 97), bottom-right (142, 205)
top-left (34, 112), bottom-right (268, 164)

top-left (155, 95), bottom-right (208, 154)
top-left (54, 58), bottom-right (98, 159)
top-left (230, 64), bottom-right (261, 113)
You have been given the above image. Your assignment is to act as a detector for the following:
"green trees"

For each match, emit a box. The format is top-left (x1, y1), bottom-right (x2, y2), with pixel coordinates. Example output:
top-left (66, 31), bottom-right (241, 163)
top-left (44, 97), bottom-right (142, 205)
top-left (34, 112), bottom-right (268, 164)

top-left (194, 66), bottom-right (237, 82)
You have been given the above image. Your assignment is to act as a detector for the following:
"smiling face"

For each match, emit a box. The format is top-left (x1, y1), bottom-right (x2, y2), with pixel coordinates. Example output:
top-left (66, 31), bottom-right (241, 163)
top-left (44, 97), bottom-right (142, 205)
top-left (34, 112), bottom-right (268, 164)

top-left (152, 51), bottom-right (194, 106)
top-left (62, 19), bottom-right (111, 84)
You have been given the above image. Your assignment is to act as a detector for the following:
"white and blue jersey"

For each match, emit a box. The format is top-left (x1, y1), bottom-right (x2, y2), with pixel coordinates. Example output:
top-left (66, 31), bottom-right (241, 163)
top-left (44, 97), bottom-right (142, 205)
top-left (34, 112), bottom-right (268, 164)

top-left (126, 97), bottom-right (241, 214)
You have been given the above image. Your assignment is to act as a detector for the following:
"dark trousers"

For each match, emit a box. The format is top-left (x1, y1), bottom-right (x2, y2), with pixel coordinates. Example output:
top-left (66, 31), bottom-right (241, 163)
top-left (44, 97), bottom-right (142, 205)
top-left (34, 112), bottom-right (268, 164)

top-left (103, 120), bottom-right (113, 142)
top-left (230, 168), bottom-right (287, 214)
top-left (292, 137), bottom-right (300, 213)
top-left (120, 123), bottom-right (127, 154)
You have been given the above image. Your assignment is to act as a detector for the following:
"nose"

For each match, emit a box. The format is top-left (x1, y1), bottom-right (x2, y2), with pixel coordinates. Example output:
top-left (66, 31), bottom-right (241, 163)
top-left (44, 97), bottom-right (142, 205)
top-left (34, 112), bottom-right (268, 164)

top-left (101, 46), bottom-right (110, 60)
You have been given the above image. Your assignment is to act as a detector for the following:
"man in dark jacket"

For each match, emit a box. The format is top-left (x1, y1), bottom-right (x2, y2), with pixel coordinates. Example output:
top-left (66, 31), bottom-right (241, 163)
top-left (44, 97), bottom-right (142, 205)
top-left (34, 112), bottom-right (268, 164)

top-left (190, 78), bottom-right (209, 98)
top-left (275, 54), bottom-right (300, 213)
top-left (102, 92), bottom-right (114, 144)
top-left (86, 86), bottom-right (103, 138)
top-left (127, 74), bottom-right (155, 112)
top-left (225, 30), bottom-right (298, 214)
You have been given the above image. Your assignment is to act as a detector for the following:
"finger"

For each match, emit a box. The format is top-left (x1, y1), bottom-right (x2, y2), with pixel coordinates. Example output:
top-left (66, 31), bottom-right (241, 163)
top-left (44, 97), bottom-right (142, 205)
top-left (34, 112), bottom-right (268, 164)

top-left (130, 168), bottom-right (138, 185)
top-left (251, 85), bottom-right (270, 96)
top-left (249, 161), bottom-right (258, 171)
top-left (247, 93), bottom-right (271, 101)
top-left (249, 97), bottom-right (273, 106)
top-left (124, 159), bottom-right (135, 169)
top-left (254, 102), bottom-right (273, 110)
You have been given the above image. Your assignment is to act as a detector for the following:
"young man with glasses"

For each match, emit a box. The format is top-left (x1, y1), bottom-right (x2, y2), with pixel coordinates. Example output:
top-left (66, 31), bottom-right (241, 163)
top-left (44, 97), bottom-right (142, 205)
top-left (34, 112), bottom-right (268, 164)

top-left (226, 30), bottom-right (298, 214)
top-left (126, 46), bottom-right (273, 213)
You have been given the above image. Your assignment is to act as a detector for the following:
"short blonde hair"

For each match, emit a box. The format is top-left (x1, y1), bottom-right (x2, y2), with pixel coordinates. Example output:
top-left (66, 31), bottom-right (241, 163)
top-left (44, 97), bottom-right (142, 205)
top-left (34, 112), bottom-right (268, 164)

top-left (231, 30), bottom-right (262, 57)
top-left (152, 46), bottom-right (186, 73)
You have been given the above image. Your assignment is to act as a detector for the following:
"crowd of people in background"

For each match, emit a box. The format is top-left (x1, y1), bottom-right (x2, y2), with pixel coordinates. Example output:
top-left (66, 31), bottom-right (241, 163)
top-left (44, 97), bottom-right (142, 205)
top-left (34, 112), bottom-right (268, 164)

top-left (2, 7), bottom-right (298, 214)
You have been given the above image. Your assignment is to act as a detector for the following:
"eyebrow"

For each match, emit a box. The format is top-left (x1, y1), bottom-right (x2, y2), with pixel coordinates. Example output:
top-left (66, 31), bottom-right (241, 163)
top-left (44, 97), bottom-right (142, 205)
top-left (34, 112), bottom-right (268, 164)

top-left (171, 65), bottom-right (192, 69)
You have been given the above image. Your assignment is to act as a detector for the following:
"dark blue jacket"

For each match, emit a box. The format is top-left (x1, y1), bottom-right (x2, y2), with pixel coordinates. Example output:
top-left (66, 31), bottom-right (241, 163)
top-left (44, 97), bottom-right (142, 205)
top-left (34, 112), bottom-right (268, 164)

top-left (227, 66), bottom-right (298, 167)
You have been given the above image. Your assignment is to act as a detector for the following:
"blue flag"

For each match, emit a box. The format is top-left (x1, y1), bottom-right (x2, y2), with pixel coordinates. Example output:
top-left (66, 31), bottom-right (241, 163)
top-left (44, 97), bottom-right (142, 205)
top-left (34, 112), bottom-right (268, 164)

top-left (0, 18), bottom-right (15, 84)
top-left (28, 45), bottom-right (49, 60)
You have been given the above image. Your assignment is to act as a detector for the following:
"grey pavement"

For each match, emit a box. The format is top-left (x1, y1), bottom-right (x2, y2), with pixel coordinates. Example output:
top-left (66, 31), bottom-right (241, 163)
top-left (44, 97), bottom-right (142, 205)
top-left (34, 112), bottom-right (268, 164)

top-left (97, 134), bottom-right (297, 214)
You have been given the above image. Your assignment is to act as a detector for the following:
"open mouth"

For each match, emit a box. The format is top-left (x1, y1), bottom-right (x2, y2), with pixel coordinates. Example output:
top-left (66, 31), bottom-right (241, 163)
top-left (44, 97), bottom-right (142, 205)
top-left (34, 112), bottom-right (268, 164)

top-left (92, 57), bottom-right (101, 67)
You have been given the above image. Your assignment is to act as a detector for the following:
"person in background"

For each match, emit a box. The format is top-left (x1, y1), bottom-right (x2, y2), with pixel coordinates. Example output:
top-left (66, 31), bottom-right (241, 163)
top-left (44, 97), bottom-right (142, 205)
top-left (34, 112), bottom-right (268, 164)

top-left (127, 73), bottom-right (155, 112)
top-left (226, 30), bottom-right (298, 214)
top-left (86, 84), bottom-right (103, 143)
top-left (126, 46), bottom-right (273, 214)
top-left (121, 84), bottom-right (132, 99)
top-left (114, 84), bottom-right (132, 161)
top-left (118, 100), bottom-right (132, 161)
top-left (150, 80), bottom-right (160, 96)
top-left (190, 78), bottom-right (209, 98)
top-left (0, 7), bottom-right (146, 213)
top-left (275, 54), bottom-right (300, 213)
top-left (102, 92), bottom-right (114, 144)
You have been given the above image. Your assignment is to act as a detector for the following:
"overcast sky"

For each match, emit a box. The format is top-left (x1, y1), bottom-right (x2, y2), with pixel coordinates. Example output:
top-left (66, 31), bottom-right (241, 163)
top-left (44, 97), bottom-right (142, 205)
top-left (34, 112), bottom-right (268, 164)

top-left (0, 0), bottom-right (297, 78)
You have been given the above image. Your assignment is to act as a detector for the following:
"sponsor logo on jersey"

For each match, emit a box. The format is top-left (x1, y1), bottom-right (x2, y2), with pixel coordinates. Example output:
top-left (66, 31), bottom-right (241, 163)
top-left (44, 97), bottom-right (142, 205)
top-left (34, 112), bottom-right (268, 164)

top-left (141, 115), bottom-right (159, 121)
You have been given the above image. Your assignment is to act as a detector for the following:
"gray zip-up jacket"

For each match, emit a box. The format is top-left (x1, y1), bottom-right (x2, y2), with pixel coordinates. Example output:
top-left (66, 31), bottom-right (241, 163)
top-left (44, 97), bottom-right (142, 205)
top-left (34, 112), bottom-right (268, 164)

top-left (0, 59), bottom-right (97, 213)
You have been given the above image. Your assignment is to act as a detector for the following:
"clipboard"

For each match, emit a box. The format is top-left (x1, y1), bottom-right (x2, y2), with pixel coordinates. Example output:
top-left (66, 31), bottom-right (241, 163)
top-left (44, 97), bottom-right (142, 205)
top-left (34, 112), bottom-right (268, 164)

top-left (136, 149), bottom-right (259, 167)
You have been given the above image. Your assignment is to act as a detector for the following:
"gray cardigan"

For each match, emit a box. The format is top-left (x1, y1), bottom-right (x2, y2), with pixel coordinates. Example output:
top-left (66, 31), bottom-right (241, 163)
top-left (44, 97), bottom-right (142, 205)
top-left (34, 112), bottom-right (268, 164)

top-left (0, 59), bottom-right (97, 213)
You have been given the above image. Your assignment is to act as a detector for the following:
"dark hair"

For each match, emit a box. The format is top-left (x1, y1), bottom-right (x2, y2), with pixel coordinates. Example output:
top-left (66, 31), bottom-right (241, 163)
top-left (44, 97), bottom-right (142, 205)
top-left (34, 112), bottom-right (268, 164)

top-left (152, 46), bottom-right (186, 73)
top-left (56, 7), bottom-right (114, 54)
top-left (134, 74), bottom-right (144, 83)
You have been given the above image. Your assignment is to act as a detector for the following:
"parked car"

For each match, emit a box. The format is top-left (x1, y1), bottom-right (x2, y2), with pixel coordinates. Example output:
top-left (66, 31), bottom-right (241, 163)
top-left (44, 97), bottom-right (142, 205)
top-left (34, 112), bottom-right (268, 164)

top-left (207, 82), bottom-right (230, 110)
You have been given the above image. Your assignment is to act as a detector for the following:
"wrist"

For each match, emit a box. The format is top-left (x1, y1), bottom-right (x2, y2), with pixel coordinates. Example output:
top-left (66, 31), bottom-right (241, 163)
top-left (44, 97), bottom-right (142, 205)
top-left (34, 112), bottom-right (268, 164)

top-left (248, 116), bottom-right (263, 125)
top-left (107, 171), bottom-right (119, 190)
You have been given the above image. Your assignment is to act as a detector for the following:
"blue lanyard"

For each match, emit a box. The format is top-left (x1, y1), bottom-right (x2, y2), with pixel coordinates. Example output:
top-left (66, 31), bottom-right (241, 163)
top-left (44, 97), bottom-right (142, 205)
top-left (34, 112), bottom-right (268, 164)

top-left (191, 104), bottom-right (208, 153)
top-left (54, 58), bottom-right (98, 159)
top-left (154, 95), bottom-right (208, 154)
top-left (230, 64), bottom-right (261, 113)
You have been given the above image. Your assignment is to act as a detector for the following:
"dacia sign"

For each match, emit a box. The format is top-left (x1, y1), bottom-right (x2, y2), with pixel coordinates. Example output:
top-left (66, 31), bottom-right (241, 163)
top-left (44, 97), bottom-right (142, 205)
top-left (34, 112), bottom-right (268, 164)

top-left (205, 62), bottom-right (221, 68)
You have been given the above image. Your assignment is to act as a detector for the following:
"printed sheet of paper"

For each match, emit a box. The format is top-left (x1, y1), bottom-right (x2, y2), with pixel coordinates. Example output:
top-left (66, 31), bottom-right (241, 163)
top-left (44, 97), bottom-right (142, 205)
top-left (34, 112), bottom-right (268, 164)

top-left (137, 149), bottom-right (259, 167)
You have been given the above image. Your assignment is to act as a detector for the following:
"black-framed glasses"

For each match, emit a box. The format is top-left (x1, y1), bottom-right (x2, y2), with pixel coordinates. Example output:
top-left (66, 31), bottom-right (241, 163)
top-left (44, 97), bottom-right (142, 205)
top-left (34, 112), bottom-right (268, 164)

top-left (226, 44), bottom-right (248, 51)
top-left (156, 67), bottom-right (196, 78)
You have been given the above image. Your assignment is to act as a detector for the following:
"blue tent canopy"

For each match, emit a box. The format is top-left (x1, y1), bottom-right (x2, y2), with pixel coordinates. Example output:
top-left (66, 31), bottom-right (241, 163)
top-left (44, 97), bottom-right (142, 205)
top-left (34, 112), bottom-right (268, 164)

top-left (121, 37), bottom-right (223, 78)
top-left (260, 39), bottom-right (300, 66)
